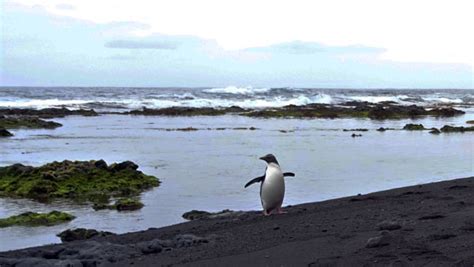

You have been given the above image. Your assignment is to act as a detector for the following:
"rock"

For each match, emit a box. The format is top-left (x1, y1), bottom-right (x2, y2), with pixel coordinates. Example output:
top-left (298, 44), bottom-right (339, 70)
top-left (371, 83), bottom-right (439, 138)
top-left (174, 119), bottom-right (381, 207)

top-left (0, 160), bottom-right (159, 204)
top-left (0, 128), bottom-right (13, 137)
top-left (57, 228), bottom-right (116, 242)
top-left (110, 161), bottom-right (139, 171)
top-left (377, 220), bottom-right (402, 231)
top-left (351, 133), bottom-right (362, 137)
top-left (428, 107), bottom-right (465, 117)
top-left (418, 213), bottom-right (445, 220)
top-left (126, 107), bottom-right (228, 116)
top-left (403, 123), bottom-right (425, 130)
top-left (0, 117), bottom-right (62, 129)
top-left (0, 211), bottom-right (75, 228)
top-left (440, 125), bottom-right (474, 133)
top-left (93, 160), bottom-right (108, 169)
top-left (429, 128), bottom-right (441, 134)
top-left (0, 108), bottom-right (97, 118)
top-left (136, 239), bottom-right (163, 254)
top-left (182, 209), bottom-right (242, 220)
top-left (174, 234), bottom-right (209, 248)
top-left (182, 210), bottom-right (212, 220)
top-left (366, 231), bottom-right (392, 248)
top-left (467, 120), bottom-right (474, 124)
top-left (115, 198), bottom-right (144, 211)
top-left (343, 128), bottom-right (368, 132)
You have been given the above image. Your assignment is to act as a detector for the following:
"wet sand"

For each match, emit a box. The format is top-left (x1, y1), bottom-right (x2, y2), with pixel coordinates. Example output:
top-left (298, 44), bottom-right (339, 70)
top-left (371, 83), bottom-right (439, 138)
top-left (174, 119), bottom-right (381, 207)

top-left (2, 176), bottom-right (474, 266)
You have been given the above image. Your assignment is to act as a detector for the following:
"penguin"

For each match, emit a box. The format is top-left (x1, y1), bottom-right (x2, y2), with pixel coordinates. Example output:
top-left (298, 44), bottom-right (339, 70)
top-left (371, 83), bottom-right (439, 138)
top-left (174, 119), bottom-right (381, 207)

top-left (244, 154), bottom-right (295, 216)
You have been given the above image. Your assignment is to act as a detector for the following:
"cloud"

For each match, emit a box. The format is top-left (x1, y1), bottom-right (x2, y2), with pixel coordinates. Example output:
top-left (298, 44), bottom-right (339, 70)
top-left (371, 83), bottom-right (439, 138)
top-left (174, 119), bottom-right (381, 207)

top-left (246, 41), bottom-right (386, 55)
top-left (104, 39), bottom-right (178, 50)
top-left (55, 3), bottom-right (75, 10)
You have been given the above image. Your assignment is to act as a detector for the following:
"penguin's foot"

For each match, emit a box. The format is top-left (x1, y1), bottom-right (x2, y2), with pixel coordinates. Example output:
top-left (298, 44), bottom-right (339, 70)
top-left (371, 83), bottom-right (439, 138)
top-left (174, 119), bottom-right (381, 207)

top-left (276, 207), bottom-right (287, 214)
top-left (263, 210), bottom-right (271, 216)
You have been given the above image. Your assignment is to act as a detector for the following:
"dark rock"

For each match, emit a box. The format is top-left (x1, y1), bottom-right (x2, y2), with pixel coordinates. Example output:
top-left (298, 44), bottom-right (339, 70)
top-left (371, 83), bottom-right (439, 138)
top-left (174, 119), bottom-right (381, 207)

top-left (351, 133), bottom-right (362, 137)
top-left (0, 108), bottom-right (97, 118)
top-left (377, 220), bottom-right (402, 231)
top-left (418, 213), bottom-right (445, 220)
top-left (174, 234), bottom-right (209, 248)
top-left (440, 125), bottom-right (474, 133)
top-left (366, 231), bottom-right (392, 248)
top-left (343, 128), bottom-right (368, 132)
top-left (182, 210), bottom-right (212, 220)
top-left (182, 209), bottom-right (242, 220)
top-left (57, 228), bottom-right (116, 242)
top-left (403, 123), bottom-right (425, 130)
top-left (136, 239), bottom-right (163, 254)
top-left (126, 107), bottom-right (227, 116)
top-left (93, 160), bottom-right (108, 169)
top-left (0, 128), bottom-right (13, 137)
top-left (115, 198), bottom-right (144, 211)
top-left (428, 234), bottom-right (456, 241)
top-left (110, 161), bottom-right (139, 171)
top-left (428, 107), bottom-right (465, 117)
top-left (429, 128), bottom-right (441, 134)
top-left (0, 117), bottom-right (62, 129)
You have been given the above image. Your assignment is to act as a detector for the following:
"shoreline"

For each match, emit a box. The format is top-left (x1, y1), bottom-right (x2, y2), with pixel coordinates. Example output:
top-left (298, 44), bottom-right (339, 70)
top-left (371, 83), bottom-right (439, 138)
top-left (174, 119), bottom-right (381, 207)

top-left (2, 176), bottom-right (474, 266)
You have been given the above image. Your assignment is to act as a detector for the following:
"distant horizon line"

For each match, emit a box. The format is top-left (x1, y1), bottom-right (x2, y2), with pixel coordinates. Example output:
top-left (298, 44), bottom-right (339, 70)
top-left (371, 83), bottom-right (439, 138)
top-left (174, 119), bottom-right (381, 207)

top-left (0, 85), bottom-right (472, 90)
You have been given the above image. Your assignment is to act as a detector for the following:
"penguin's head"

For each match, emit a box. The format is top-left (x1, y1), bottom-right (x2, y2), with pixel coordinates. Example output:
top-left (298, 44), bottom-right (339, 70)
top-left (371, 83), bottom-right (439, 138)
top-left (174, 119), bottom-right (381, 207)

top-left (259, 154), bottom-right (279, 165)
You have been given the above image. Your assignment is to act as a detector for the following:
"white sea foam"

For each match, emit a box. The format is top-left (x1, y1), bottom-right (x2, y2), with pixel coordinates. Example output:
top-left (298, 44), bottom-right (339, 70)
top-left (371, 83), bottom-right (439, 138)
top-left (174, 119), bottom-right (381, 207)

top-left (422, 96), bottom-right (463, 104)
top-left (347, 95), bottom-right (410, 104)
top-left (203, 86), bottom-right (270, 95)
top-left (0, 99), bottom-right (91, 109)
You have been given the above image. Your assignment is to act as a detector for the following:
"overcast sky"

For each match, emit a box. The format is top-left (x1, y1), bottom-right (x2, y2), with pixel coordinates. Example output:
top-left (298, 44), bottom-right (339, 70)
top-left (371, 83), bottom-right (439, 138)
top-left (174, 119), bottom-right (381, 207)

top-left (1, 0), bottom-right (473, 88)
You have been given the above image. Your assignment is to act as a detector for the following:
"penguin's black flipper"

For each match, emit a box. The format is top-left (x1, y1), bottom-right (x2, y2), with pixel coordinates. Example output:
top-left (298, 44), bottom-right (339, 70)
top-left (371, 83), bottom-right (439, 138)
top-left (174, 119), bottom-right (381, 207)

top-left (283, 172), bottom-right (295, 177)
top-left (244, 175), bottom-right (265, 188)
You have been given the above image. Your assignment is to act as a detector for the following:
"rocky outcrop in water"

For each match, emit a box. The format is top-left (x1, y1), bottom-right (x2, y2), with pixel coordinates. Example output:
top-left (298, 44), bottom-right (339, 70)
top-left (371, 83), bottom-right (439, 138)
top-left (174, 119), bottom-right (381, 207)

top-left (0, 108), bottom-right (97, 118)
top-left (0, 211), bottom-right (75, 228)
top-left (0, 116), bottom-right (62, 129)
top-left (0, 128), bottom-right (13, 137)
top-left (0, 160), bottom-right (159, 204)
top-left (440, 125), bottom-right (474, 133)
top-left (403, 123), bottom-right (426, 130)
top-left (57, 228), bottom-right (116, 242)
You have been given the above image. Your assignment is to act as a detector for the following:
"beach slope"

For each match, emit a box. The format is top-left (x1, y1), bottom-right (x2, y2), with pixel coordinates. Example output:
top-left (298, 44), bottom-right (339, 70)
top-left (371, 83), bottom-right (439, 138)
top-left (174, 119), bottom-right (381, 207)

top-left (2, 176), bottom-right (474, 266)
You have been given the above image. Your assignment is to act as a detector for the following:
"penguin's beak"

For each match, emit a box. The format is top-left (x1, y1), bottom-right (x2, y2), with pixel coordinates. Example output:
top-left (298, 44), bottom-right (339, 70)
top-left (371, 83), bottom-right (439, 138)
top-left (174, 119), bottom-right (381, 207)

top-left (259, 156), bottom-right (266, 161)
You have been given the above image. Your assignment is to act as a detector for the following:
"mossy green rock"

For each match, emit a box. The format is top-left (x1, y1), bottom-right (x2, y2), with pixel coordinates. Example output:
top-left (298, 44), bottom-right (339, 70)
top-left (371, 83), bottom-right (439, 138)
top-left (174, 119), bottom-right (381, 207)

top-left (403, 124), bottom-right (426, 130)
top-left (0, 160), bottom-right (160, 202)
top-left (0, 211), bottom-right (75, 228)
top-left (440, 125), bottom-right (474, 133)
top-left (0, 116), bottom-right (62, 129)
top-left (93, 198), bottom-right (144, 211)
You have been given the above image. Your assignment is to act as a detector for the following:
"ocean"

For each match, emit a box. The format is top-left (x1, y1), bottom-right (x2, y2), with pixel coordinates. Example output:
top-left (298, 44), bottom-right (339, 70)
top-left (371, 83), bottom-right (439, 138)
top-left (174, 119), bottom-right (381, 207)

top-left (0, 87), bottom-right (473, 251)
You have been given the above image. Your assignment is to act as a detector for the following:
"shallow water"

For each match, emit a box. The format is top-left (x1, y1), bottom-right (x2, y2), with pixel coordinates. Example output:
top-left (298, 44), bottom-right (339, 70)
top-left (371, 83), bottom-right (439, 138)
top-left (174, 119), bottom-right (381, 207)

top-left (0, 112), bottom-right (473, 251)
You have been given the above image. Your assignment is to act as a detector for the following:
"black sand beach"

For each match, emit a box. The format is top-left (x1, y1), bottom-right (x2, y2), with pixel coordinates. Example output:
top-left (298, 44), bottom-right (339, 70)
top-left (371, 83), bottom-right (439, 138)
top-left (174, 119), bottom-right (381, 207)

top-left (2, 176), bottom-right (474, 266)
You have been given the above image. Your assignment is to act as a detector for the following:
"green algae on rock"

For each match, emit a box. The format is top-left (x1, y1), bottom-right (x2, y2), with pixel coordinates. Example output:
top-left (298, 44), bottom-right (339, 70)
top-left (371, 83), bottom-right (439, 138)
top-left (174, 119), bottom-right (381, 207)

top-left (403, 124), bottom-right (426, 130)
top-left (244, 103), bottom-right (464, 119)
top-left (0, 160), bottom-right (160, 202)
top-left (0, 108), bottom-right (97, 118)
top-left (0, 211), bottom-right (75, 228)
top-left (440, 125), bottom-right (474, 133)
top-left (93, 198), bottom-right (144, 211)
top-left (0, 116), bottom-right (62, 129)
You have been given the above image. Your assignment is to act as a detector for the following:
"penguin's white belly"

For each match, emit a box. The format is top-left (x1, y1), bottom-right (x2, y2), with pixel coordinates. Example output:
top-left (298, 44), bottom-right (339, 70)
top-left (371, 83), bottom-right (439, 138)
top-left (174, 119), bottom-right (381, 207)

top-left (260, 166), bottom-right (285, 212)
